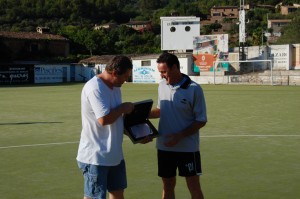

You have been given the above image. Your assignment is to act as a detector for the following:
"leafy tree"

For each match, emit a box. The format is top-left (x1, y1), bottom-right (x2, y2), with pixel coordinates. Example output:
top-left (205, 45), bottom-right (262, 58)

top-left (0, 0), bottom-right (299, 57)
top-left (201, 22), bottom-right (222, 34)
top-left (281, 0), bottom-right (294, 6)
top-left (276, 16), bottom-right (300, 44)
top-left (138, 0), bottom-right (161, 11)
top-left (249, 28), bottom-right (264, 46)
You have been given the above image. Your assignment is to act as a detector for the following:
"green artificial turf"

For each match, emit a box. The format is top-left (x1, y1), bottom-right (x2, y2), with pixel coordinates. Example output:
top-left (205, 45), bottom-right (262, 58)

top-left (0, 83), bottom-right (299, 199)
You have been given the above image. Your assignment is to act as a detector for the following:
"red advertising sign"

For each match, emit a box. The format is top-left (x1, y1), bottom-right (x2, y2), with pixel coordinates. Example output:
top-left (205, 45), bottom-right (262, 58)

top-left (193, 54), bottom-right (216, 71)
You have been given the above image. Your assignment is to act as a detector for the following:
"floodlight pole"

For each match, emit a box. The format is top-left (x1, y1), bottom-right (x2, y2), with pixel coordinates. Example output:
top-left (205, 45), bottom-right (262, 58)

top-left (239, 0), bottom-right (246, 61)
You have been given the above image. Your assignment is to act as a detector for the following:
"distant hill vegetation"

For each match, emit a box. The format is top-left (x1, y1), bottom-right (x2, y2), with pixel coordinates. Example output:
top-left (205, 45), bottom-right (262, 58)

top-left (0, 0), bottom-right (299, 58)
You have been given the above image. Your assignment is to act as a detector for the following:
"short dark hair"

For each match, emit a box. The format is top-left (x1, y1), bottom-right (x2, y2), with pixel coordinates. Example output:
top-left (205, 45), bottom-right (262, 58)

top-left (106, 55), bottom-right (133, 75)
top-left (156, 52), bottom-right (180, 69)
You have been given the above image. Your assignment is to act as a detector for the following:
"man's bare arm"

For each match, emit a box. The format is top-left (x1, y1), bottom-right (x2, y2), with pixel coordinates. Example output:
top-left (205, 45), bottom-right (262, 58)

top-left (98, 102), bottom-right (134, 126)
top-left (149, 108), bottom-right (160, 119)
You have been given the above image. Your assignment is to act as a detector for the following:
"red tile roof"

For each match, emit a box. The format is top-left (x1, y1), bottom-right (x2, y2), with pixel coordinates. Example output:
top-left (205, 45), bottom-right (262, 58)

top-left (0, 31), bottom-right (68, 41)
top-left (125, 20), bottom-right (152, 25)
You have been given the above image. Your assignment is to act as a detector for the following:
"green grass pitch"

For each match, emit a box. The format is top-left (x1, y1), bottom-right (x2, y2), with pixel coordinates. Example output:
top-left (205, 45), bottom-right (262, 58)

top-left (0, 83), bottom-right (300, 199)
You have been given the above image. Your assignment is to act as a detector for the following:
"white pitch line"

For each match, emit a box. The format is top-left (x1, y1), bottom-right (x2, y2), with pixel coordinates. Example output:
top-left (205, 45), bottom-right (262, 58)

top-left (0, 141), bottom-right (78, 149)
top-left (0, 134), bottom-right (300, 149)
top-left (201, 134), bottom-right (300, 138)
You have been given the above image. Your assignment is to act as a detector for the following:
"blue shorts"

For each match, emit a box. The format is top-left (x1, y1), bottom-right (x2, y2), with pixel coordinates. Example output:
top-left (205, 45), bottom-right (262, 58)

top-left (77, 160), bottom-right (127, 199)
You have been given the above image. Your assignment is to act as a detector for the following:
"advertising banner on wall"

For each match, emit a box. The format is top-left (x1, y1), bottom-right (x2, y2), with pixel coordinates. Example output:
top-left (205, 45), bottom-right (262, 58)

top-left (132, 66), bottom-right (157, 83)
top-left (34, 65), bottom-right (68, 83)
top-left (35, 65), bottom-right (96, 83)
top-left (0, 65), bottom-right (34, 84)
top-left (193, 34), bottom-right (229, 72)
top-left (267, 45), bottom-right (292, 70)
top-left (193, 54), bottom-right (217, 72)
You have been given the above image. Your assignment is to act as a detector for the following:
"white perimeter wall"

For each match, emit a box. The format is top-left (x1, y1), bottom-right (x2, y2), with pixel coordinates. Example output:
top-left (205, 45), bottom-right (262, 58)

top-left (233, 44), bottom-right (293, 70)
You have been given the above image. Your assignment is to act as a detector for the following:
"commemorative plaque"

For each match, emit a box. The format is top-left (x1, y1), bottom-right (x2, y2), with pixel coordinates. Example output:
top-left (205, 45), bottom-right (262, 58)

top-left (124, 99), bottom-right (158, 144)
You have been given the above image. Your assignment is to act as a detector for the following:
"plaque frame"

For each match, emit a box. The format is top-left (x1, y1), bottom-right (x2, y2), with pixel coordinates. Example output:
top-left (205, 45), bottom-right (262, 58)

top-left (124, 99), bottom-right (158, 144)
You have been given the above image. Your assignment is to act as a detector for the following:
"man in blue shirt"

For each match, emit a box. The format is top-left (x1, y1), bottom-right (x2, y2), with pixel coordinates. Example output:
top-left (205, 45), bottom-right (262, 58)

top-left (150, 52), bottom-right (207, 199)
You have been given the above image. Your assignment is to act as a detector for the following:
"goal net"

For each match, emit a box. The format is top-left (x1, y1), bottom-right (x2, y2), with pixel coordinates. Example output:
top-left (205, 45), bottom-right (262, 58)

top-left (212, 60), bottom-right (274, 85)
